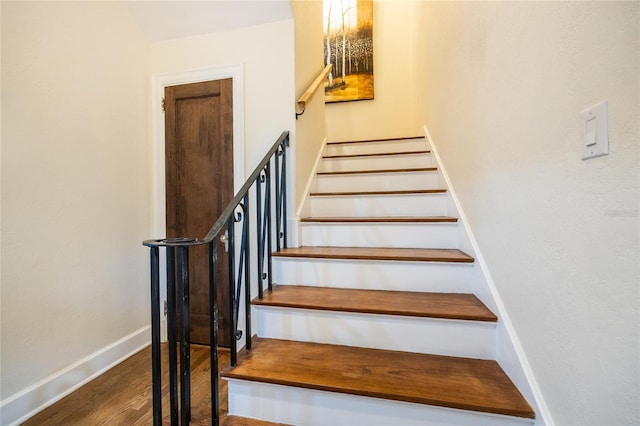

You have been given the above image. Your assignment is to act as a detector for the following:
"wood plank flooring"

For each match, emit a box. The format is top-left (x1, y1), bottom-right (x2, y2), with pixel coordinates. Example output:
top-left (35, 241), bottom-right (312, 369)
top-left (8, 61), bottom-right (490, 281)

top-left (222, 338), bottom-right (536, 419)
top-left (273, 246), bottom-right (475, 263)
top-left (21, 345), bottom-right (281, 426)
top-left (253, 285), bottom-right (497, 322)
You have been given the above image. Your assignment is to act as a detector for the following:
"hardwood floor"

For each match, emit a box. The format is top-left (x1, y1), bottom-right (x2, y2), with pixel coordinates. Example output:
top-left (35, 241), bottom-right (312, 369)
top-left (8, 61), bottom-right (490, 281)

top-left (22, 345), bottom-right (241, 425)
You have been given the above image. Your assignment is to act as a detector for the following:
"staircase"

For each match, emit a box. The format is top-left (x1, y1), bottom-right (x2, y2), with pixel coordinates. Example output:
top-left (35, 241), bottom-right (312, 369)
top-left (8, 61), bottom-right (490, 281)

top-left (221, 136), bottom-right (535, 425)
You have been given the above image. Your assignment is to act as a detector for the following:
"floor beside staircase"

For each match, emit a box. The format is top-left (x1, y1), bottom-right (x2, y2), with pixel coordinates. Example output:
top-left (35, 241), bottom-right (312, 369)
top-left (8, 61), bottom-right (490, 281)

top-left (21, 345), bottom-right (280, 426)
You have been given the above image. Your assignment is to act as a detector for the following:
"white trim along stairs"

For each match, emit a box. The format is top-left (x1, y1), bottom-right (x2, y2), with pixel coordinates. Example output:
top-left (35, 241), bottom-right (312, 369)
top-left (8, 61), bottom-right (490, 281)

top-left (221, 131), bottom-right (549, 426)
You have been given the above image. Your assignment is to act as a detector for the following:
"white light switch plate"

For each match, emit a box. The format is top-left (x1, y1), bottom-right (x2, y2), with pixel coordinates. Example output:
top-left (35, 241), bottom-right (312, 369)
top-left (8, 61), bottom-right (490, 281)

top-left (581, 101), bottom-right (609, 160)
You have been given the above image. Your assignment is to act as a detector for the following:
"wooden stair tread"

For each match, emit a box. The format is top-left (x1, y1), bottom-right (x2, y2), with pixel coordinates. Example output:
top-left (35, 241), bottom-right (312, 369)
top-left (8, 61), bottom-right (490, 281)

top-left (327, 136), bottom-right (424, 145)
top-left (221, 338), bottom-right (535, 419)
top-left (309, 189), bottom-right (446, 196)
top-left (323, 150), bottom-right (430, 159)
top-left (301, 216), bottom-right (458, 223)
top-left (317, 167), bottom-right (437, 175)
top-left (273, 246), bottom-right (474, 263)
top-left (253, 285), bottom-right (497, 322)
top-left (222, 415), bottom-right (288, 426)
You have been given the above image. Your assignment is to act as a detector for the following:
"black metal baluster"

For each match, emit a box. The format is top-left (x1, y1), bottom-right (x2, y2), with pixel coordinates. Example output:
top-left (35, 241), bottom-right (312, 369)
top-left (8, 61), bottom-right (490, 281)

top-left (166, 247), bottom-right (179, 426)
top-left (227, 217), bottom-right (237, 366)
top-left (243, 194), bottom-right (252, 350)
top-left (233, 205), bottom-right (246, 345)
top-left (149, 247), bottom-right (162, 426)
top-left (275, 147), bottom-right (281, 252)
top-left (282, 137), bottom-right (288, 249)
top-left (177, 246), bottom-right (191, 424)
top-left (266, 162), bottom-right (273, 292)
top-left (209, 242), bottom-right (219, 426)
top-left (256, 173), bottom-right (264, 300)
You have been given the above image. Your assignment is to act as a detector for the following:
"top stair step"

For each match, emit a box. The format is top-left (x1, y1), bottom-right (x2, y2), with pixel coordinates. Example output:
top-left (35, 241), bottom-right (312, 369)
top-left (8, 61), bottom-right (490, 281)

top-left (222, 338), bottom-right (536, 420)
top-left (273, 246), bottom-right (474, 263)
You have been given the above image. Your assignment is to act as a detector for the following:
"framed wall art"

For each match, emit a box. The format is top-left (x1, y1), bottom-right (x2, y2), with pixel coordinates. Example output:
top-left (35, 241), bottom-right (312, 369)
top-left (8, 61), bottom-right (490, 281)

top-left (324, 0), bottom-right (374, 103)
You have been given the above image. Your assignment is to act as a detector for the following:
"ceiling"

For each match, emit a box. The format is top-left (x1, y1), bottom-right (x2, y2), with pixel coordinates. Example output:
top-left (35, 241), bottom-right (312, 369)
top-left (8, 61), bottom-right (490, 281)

top-left (124, 1), bottom-right (293, 42)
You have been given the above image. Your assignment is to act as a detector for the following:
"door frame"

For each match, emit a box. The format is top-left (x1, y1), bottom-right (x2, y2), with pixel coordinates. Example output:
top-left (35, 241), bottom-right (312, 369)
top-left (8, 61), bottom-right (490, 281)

top-left (151, 64), bottom-right (245, 341)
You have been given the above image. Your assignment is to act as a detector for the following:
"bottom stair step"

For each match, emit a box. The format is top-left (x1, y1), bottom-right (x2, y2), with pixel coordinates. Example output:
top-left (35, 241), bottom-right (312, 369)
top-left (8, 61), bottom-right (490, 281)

top-left (222, 338), bottom-right (535, 423)
top-left (222, 415), bottom-right (288, 426)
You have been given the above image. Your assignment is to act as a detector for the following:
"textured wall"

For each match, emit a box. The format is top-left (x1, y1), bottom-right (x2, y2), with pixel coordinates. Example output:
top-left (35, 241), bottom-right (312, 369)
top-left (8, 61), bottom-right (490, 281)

top-left (415, 2), bottom-right (639, 424)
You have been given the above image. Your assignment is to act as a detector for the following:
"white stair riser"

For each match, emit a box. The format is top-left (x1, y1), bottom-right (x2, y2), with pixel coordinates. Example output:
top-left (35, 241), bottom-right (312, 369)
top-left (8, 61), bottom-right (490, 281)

top-left (227, 380), bottom-right (534, 426)
top-left (319, 153), bottom-right (432, 172)
top-left (309, 193), bottom-right (448, 217)
top-left (324, 139), bottom-right (427, 156)
top-left (256, 307), bottom-right (496, 359)
top-left (274, 258), bottom-right (475, 293)
top-left (315, 171), bottom-right (439, 192)
top-left (300, 222), bottom-right (459, 248)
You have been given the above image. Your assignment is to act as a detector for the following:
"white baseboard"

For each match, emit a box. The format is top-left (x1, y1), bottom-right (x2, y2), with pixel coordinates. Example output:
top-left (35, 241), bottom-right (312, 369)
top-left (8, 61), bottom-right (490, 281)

top-left (423, 124), bottom-right (553, 426)
top-left (0, 326), bottom-right (151, 426)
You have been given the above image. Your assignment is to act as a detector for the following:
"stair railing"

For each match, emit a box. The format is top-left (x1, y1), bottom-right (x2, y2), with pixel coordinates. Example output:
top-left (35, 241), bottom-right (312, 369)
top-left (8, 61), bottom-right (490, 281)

top-left (143, 131), bottom-right (290, 426)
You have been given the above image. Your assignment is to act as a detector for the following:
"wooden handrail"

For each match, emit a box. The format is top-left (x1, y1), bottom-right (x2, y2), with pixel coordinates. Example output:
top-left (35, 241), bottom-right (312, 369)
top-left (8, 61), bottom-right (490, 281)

top-left (296, 64), bottom-right (332, 118)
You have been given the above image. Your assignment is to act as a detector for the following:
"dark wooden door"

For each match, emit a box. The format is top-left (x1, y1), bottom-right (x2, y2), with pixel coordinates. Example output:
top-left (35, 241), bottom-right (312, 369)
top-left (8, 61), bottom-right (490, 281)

top-left (165, 79), bottom-right (233, 347)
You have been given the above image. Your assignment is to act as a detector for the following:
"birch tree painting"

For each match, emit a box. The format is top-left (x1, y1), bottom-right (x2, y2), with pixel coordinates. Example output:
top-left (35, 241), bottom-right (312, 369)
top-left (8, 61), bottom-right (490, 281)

top-left (324, 0), bottom-right (374, 103)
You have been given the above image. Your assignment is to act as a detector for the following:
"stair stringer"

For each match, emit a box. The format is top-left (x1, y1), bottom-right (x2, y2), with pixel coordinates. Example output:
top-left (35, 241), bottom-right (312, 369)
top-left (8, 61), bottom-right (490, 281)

top-left (423, 125), bottom-right (553, 426)
top-left (291, 136), bottom-right (328, 248)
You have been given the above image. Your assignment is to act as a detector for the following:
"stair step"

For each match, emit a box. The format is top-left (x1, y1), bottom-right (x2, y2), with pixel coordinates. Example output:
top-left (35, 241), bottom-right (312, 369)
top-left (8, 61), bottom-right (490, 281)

top-left (222, 338), bottom-right (535, 420)
top-left (310, 189), bottom-right (446, 197)
top-left (308, 190), bottom-right (447, 217)
top-left (299, 218), bottom-right (459, 248)
top-left (253, 285), bottom-right (496, 322)
top-left (319, 151), bottom-right (432, 173)
top-left (254, 286), bottom-right (496, 358)
top-left (301, 216), bottom-right (458, 223)
top-left (324, 138), bottom-right (427, 156)
top-left (222, 415), bottom-right (288, 426)
top-left (314, 168), bottom-right (440, 192)
top-left (327, 136), bottom-right (424, 145)
top-left (317, 167), bottom-right (437, 175)
top-left (323, 149), bottom-right (430, 159)
top-left (273, 246), bottom-right (474, 263)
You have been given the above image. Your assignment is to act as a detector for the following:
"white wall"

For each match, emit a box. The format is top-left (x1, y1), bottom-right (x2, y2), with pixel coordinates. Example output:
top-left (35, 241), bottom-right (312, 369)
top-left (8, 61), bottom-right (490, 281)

top-left (292, 0), bottom-right (326, 209)
top-left (1, 1), bottom-right (151, 423)
top-left (414, 2), bottom-right (639, 425)
top-left (325, 0), bottom-right (421, 141)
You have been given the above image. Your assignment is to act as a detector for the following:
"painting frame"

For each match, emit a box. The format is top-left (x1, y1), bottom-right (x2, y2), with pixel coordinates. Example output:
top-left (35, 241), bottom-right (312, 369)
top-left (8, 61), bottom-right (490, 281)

top-left (323, 0), bottom-right (374, 103)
